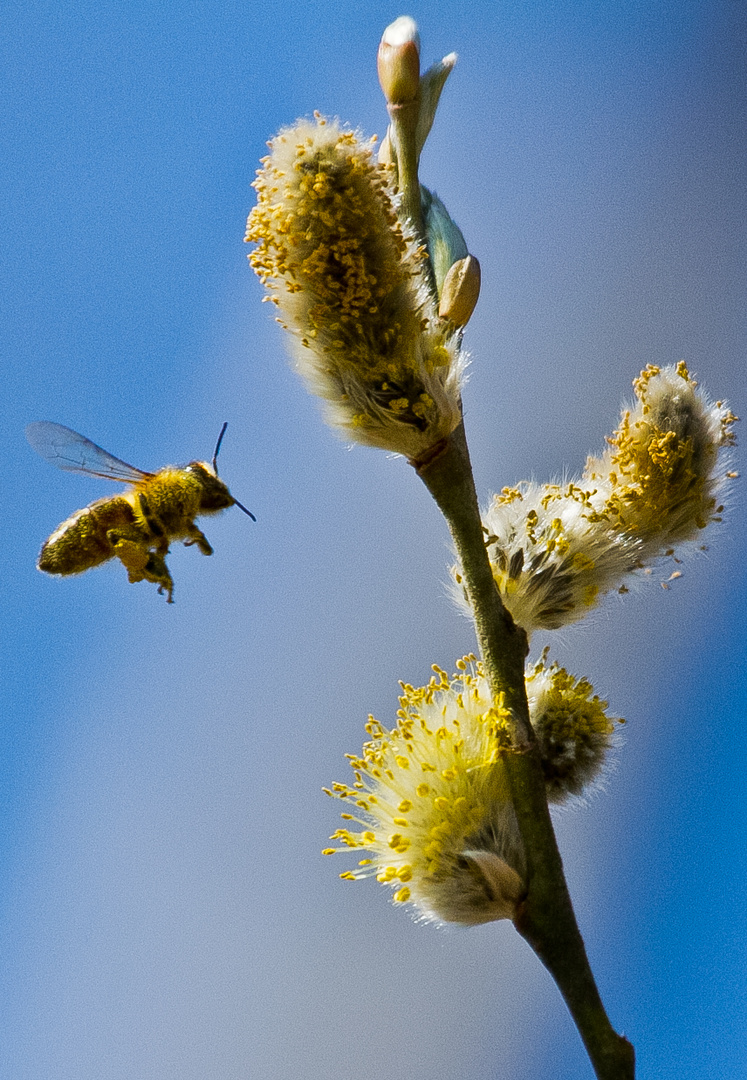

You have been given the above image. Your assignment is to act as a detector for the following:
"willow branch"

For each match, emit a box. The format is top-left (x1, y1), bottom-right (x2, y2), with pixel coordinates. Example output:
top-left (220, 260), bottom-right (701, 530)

top-left (412, 421), bottom-right (635, 1080)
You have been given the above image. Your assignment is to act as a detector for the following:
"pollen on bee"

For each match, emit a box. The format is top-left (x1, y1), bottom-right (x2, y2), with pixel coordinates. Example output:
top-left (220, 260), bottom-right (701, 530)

top-left (28, 422), bottom-right (253, 603)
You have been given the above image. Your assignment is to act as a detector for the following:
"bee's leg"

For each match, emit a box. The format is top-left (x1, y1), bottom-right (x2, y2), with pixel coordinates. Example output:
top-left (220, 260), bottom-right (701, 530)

top-left (142, 552), bottom-right (174, 603)
top-left (182, 523), bottom-right (213, 556)
top-left (107, 529), bottom-right (174, 602)
top-left (107, 532), bottom-right (151, 581)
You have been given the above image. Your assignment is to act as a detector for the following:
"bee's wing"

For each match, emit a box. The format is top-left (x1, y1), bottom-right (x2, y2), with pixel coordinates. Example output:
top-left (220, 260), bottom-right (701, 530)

top-left (26, 422), bottom-right (154, 483)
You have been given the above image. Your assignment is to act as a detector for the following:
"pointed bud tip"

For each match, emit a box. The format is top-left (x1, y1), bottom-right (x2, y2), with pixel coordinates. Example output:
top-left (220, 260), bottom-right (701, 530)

top-left (381, 16), bottom-right (420, 50)
top-left (377, 131), bottom-right (394, 165)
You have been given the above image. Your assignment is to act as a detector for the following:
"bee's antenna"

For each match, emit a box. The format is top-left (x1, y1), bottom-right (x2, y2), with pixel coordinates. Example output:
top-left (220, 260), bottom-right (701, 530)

top-left (212, 422), bottom-right (229, 473)
top-left (233, 498), bottom-right (257, 522)
top-left (213, 423), bottom-right (257, 521)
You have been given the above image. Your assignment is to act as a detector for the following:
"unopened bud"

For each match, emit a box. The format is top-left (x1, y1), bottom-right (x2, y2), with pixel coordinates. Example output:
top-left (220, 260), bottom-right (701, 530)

top-left (377, 130), bottom-right (394, 166)
top-left (378, 16), bottom-right (421, 104)
top-left (438, 255), bottom-right (481, 326)
top-left (415, 53), bottom-right (457, 157)
top-left (422, 187), bottom-right (468, 292)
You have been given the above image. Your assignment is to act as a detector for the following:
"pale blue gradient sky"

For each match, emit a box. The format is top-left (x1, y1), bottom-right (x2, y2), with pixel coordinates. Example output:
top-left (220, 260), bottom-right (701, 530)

top-left (2, 2), bottom-right (746, 1078)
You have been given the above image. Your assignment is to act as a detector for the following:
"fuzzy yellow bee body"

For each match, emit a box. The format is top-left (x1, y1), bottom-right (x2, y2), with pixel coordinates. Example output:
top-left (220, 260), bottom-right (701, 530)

top-left (27, 422), bottom-right (255, 602)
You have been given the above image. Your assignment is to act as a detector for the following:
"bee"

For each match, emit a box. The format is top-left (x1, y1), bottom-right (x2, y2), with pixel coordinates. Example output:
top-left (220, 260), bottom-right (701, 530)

top-left (26, 421), bottom-right (255, 603)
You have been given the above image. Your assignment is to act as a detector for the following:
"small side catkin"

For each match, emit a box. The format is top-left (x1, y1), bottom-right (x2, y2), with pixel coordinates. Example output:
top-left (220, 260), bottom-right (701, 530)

top-left (585, 362), bottom-right (737, 555)
top-left (526, 651), bottom-right (623, 804)
top-left (457, 480), bottom-right (643, 633)
top-left (451, 364), bottom-right (737, 635)
top-left (246, 116), bottom-right (466, 458)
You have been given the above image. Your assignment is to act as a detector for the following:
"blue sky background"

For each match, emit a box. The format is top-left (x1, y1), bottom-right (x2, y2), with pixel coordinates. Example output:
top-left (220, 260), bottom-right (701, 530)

top-left (2, 2), bottom-right (745, 1077)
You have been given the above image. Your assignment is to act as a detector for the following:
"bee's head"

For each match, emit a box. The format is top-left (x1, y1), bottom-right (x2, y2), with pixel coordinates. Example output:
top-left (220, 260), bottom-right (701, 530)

top-left (188, 424), bottom-right (257, 520)
top-left (187, 462), bottom-right (235, 511)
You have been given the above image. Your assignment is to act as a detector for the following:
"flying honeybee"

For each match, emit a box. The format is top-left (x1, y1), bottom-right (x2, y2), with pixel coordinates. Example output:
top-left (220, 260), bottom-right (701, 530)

top-left (26, 421), bottom-right (255, 603)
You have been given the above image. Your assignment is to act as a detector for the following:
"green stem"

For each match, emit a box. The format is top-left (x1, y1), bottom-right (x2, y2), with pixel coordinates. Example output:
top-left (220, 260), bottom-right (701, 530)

top-left (413, 421), bottom-right (635, 1080)
top-left (388, 100), bottom-right (424, 241)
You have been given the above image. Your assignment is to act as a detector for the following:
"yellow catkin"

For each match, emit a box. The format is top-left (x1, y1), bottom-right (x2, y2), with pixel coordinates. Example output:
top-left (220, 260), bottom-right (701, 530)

top-left (246, 116), bottom-right (466, 457)
top-left (322, 658), bottom-right (527, 925)
top-left (452, 365), bottom-right (736, 635)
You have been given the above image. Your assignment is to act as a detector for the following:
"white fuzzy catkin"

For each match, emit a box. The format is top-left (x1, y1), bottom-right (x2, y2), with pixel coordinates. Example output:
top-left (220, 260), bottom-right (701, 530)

top-left (323, 659), bottom-right (525, 925)
top-left (452, 364), bottom-right (737, 635)
top-left (246, 116), bottom-right (466, 458)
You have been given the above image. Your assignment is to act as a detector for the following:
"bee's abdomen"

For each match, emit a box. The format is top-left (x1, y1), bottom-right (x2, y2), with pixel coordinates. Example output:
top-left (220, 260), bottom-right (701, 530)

top-left (38, 497), bottom-right (136, 575)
